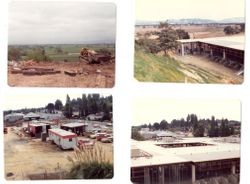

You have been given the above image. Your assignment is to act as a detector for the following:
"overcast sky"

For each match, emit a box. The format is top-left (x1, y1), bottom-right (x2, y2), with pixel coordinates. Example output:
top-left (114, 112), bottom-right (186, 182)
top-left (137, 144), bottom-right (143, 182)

top-left (133, 98), bottom-right (241, 125)
top-left (9, 2), bottom-right (116, 44)
top-left (4, 93), bottom-right (111, 111)
top-left (136, 0), bottom-right (245, 21)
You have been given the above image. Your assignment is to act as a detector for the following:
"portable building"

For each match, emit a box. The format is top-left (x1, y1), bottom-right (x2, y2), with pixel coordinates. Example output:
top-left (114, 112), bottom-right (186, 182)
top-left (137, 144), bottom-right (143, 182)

top-left (24, 112), bottom-right (41, 121)
top-left (61, 122), bottom-right (87, 135)
top-left (4, 113), bottom-right (24, 123)
top-left (28, 122), bottom-right (51, 138)
top-left (48, 128), bottom-right (77, 149)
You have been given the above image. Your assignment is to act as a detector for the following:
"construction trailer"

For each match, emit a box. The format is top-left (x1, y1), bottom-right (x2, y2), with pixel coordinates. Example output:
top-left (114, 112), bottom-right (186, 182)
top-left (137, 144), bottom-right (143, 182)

top-left (28, 122), bottom-right (51, 138)
top-left (60, 122), bottom-right (87, 135)
top-left (48, 128), bottom-right (77, 150)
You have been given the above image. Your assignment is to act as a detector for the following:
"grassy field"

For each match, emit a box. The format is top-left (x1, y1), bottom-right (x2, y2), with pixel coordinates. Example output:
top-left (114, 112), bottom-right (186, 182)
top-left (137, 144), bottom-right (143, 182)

top-left (134, 49), bottom-right (224, 83)
top-left (12, 44), bottom-right (115, 62)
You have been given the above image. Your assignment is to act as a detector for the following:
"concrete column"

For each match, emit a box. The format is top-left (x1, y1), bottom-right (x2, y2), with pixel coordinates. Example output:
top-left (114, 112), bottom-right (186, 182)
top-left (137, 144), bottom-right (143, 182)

top-left (159, 166), bottom-right (165, 184)
top-left (144, 167), bottom-right (150, 184)
top-left (210, 49), bottom-right (213, 57)
top-left (181, 44), bottom-right (185, 56)
top-left (231, 163), bottom-right (236, 174)
top-left (192, 164), bottom-right (196, 184)
top-left (223, 49), bottom-right (226, 60)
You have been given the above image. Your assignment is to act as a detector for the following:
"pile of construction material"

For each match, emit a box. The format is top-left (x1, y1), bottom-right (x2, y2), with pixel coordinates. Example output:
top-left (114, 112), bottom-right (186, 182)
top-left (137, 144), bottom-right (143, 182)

top-left (9, 60), bottom-right (61, 75)
top-left (11, 67), bottom-right (61, 75)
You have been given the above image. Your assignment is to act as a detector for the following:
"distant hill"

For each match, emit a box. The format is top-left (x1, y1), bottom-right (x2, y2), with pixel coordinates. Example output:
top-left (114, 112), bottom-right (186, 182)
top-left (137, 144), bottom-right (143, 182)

top-left (136, 17), bottom-right (244, 25)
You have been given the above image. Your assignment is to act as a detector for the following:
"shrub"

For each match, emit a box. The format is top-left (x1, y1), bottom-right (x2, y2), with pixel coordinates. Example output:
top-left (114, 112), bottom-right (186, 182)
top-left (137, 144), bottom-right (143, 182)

top-left (66, 145), bottom-right (113, 179)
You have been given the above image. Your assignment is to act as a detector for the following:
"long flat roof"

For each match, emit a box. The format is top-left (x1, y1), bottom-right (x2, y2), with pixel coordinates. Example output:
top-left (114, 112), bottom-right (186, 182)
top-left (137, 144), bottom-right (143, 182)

top-left (61, 122), bottom-right (87, 128)
top-left (48, 128), bottom-right (76, 138)
top-left (177, 36), bottom-right (245, 51)
top-left (29, 123), bottom-right (49, 127)
top-left (131, 137), bottom-right (240, 168)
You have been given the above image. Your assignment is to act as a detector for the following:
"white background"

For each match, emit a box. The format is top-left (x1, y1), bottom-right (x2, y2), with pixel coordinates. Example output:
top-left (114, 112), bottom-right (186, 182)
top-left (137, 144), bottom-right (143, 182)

top-left (0, 0), bottom-right (249, 184)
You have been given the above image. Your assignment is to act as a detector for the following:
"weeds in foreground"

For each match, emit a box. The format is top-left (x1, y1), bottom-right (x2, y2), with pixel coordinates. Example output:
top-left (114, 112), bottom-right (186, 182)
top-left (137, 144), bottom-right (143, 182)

top-left (66, 145), bottom-right (113, 179)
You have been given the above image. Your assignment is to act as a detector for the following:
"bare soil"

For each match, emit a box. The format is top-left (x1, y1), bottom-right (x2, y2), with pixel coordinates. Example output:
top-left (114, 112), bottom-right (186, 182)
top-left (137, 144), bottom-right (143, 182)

top-left (8, 61), bottom-right (115, 88)
top-left (4, 127), bottom-right (113, 180)
top-left (174, 55), bottom-right (243, 84)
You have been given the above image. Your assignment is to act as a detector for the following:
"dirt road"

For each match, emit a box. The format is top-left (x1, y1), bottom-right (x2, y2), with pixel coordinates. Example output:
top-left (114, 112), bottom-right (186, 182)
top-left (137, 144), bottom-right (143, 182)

top-left (8, 61), bottom-right (115, 88)
top-left (174, 55), bottom-right (243, 84)
top-left (4, 128), bottom-right (113, 180)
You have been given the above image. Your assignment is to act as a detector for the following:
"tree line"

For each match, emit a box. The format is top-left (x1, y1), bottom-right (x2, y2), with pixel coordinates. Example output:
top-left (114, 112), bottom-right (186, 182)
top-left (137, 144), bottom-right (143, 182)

top-left (62, 94), bottom-right (112, 120)
top-left (135, 114), bottom-right (239, 138)
top-left (223, 24), bottom-right (245, 35)
top-left (8, 45), bottom-right (51, 62)
top-left (4, 94), bottom-right (113, 121)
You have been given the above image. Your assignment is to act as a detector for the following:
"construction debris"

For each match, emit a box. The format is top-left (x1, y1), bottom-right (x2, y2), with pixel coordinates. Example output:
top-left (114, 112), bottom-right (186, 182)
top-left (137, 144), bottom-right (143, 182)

top-left (96, 69), bottom-right (101, 74)
top-left (22, 60), bottom-right (37, 67)
top-left (10, 67), bottom-right (61, 75)
top-left (64, 70), bottom-right (78, 77)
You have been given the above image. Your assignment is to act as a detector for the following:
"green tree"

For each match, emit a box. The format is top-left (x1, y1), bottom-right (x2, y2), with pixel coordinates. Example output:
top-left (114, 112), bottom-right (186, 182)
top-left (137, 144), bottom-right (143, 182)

top-left (176, 29), bottom-right (190, 39)
top-left (54, 99), bottom-right (63, 111)
top-left (64, 94), bottom-right (73, 118)
top-left (153, 122), bottom-right (160, 130)
top-left (8, 47), bottom-right (22, 61)
top-left (26, 48), bottom-right (51, 62)
top-left (46, 103), bottom-right (55, 113)
top-left (81, 94), bottom-right (88, 116)
top-left (148, 123), bottom-right (152, 130)
top-left (132, 129), bottom-right (145, 141)
top-left (223, 26), bottom-right (240, 35)
top-left (220, 119), bottom-right (231, 137)
top-left (156, 22), bottom-right (178, 55)
top-left (208, 116), bottom-right (219, 137)
top-left (159, 120), bottom-right (168, 130)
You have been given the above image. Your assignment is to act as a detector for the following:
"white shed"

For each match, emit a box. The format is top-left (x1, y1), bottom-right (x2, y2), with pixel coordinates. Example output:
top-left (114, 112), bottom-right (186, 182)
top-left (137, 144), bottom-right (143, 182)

top-left (48, 128), bottom-right (77, 150)
top-left (4, 113), bottom-right (24, 123)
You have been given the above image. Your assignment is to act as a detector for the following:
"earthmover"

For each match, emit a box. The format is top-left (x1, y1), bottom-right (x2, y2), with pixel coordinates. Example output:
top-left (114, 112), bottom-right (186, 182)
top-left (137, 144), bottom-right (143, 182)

top-left (79, 48), bottom-right (113, 64)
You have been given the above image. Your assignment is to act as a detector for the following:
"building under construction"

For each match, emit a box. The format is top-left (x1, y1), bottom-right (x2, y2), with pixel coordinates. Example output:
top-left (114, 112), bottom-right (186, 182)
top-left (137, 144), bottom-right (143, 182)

top-left (177, 36), bottom-right (244, 73)
top-left (131, 137), bottom-right (240, 184)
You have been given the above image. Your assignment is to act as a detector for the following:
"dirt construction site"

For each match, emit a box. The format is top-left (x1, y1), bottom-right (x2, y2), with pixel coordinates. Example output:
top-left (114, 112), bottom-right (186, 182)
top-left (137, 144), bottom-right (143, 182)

top-left (4, 127), bottom-right (113, 180)
top-left (8, 61), bottom-right (115, 88)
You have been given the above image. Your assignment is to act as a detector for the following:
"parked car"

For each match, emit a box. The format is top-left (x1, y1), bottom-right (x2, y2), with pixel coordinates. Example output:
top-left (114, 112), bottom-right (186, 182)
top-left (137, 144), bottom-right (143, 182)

top-left (78, 138), bottom-right (95, 149)
top-left (96, 133), bottom-right (108, 141)
top-left (101, 136), bottom-right (113, 143)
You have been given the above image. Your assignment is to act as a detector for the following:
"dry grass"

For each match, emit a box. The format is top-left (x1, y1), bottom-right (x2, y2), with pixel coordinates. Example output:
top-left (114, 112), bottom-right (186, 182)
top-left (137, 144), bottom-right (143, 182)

top-left (68, 144), bottom-right (111, 165)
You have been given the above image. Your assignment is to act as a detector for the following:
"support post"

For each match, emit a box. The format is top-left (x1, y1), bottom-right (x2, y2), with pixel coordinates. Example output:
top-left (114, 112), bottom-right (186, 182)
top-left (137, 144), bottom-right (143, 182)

top-left (192, 164), bottom-right (196, 184)
top-left (210, 48), bottom-right (213, 57)
top-left (181, 44), bottom-right (184, 56)
top-left (223, 49), bottom-right (226, 60)
top-left (144, 167), bottom-right (150, 184)
top-left (231, 163), bottom-right (236, 174)
top-left (159, 166), bottom-right (165, 184)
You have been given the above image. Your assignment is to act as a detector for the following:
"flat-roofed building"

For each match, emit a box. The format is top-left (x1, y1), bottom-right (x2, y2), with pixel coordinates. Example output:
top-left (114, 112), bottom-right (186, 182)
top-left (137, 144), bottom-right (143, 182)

top-left (177, 36), bottom-right (244, 71)
top-left (61, 122), bottom-right (87, 135)
top-left (131, 137), bottom-right (240, 184)
top-left (28, 122), bottom-right (51, 138)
